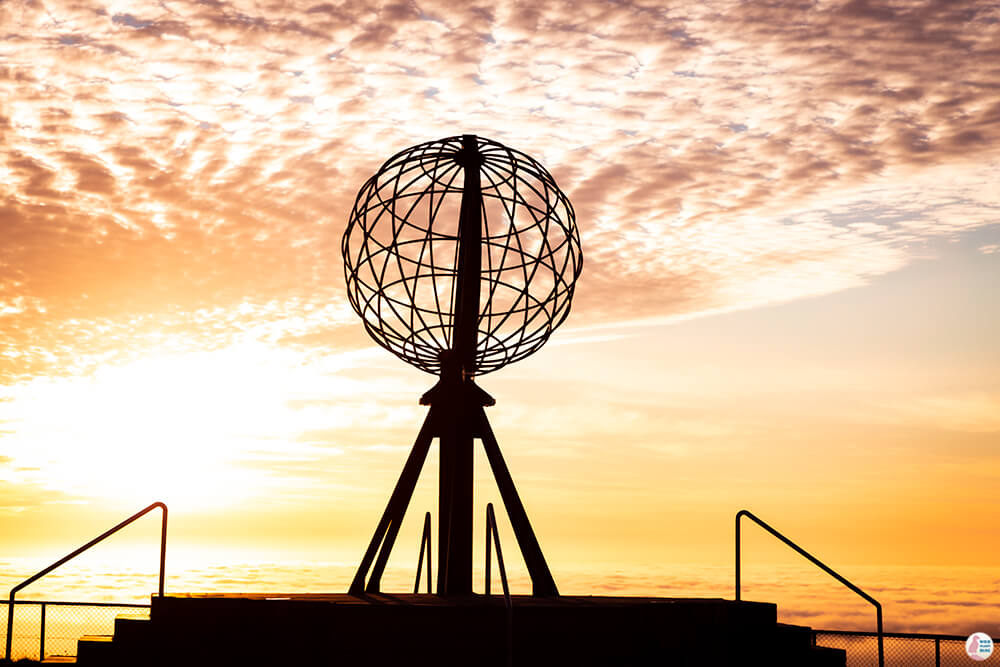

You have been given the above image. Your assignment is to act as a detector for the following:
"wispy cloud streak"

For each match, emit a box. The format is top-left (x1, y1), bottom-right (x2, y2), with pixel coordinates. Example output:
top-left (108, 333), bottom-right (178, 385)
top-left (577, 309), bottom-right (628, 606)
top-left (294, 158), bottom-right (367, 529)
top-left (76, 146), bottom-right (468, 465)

top-left (1, 0), bottom-right (998, 381)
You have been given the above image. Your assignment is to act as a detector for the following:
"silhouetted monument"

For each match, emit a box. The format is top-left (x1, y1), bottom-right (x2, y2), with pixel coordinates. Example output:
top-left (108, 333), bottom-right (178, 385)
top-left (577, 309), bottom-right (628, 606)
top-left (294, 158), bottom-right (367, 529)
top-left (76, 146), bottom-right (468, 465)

top-left (342, 134), bottom-right (583, 596)
top-left (18, 135), bottom-right (847, 667)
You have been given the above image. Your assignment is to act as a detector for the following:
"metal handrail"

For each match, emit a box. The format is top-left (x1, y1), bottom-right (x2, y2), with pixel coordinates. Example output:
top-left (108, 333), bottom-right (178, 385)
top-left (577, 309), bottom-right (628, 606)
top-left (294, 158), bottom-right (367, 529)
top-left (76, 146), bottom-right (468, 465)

top-left (815, 629), bottom-right (964, 640)
top-left (485, 503), bottom-right (512, 667)
top-left (2, 600), bottom-right (151, 608)
top-left (413, 512), bottom-right (432, 594)
top-left (5, 501), bottom-right (168, 660)
top-left (736, 509), bottom-right (883, 667)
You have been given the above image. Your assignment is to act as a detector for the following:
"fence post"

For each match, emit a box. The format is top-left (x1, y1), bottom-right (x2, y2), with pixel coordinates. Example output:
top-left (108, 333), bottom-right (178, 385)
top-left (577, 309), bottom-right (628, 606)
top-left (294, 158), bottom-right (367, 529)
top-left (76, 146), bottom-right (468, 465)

top-left (39, 602), bottom-right (46, 660)
top-left (876, 604), bottom-right (884, 667)
top-left (735, 511), bottom-right (742, 601)
top-left (935, 637), bottom-right (940, 667)
top-left (5, 599), bottom-right (12, 660)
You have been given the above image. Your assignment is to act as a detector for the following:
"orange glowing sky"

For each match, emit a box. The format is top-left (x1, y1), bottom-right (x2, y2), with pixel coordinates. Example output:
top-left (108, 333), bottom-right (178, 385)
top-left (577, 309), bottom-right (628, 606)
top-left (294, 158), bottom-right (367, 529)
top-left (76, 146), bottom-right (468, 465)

top-left (1, 0), bottom-right (999, 599)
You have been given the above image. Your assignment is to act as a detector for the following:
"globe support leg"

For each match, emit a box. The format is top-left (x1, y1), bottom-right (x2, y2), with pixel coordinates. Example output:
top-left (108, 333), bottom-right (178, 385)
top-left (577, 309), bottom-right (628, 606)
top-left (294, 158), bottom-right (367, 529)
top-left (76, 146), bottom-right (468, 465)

top-left (350, 409), bottom-right (437, 595)
top-left (477, 406), bottom-right (560, 597)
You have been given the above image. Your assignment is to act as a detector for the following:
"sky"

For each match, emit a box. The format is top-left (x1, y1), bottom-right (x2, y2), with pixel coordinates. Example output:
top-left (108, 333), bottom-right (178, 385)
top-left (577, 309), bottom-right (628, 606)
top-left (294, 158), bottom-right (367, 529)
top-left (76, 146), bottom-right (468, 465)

top-left (1, 0), bottom-right (999, 633)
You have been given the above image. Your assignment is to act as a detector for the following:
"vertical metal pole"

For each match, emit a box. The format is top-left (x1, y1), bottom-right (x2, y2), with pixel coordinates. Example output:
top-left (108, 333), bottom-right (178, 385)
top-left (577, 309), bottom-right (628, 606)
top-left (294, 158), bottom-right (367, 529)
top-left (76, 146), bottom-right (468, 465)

top-left (159, 504), bottom-right (168, 598)
top-left (436, 133), bottom-right (483, 596)
top-left (735, 511), bottom-right (742, 601)
top-left (438, 409), bottom-right (473, 595)
top-left (39, 602), bottom-right (45, 660)
top-left (485, 509), bottom-right (492, 595)
top-left (6, 596), bottom-right (14, 660)
top-left (935, 637), bottom-right (940, 667)
top-left (438, 435), bottom-right (454, 594)
top-left (876, 605), bottom-right (884, 667)
top-left (452, 133), bottom-right (484, 373)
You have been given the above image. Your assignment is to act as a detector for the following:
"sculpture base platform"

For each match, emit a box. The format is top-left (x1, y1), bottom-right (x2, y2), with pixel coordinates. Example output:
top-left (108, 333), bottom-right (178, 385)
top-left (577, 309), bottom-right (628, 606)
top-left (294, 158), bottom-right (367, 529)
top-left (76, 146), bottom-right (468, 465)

top-left (74, 593), bottom-right (845, 666)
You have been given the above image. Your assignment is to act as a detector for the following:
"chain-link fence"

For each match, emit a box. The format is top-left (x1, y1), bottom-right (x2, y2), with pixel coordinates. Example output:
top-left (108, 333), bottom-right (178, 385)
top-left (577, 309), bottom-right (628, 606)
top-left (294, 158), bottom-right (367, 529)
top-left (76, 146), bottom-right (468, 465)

top-left (1, 602), bottom-right (983, 664)
top-left (1, 600), bottom-right (150, 661)
top-left (814, 630), bottom-right (976, 667)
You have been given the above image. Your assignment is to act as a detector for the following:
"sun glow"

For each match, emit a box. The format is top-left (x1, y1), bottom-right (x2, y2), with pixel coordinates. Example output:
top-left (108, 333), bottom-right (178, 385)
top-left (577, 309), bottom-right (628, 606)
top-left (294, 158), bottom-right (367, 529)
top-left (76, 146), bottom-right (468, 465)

top-left (0, 345), bottom-right (331, 512)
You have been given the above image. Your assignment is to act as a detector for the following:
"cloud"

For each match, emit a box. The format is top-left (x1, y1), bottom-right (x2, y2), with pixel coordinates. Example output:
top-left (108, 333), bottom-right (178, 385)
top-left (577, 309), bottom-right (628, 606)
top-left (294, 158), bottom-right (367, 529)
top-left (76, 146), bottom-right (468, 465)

top-left (1, 0), bottom-right (999, 382)
top-left (877, 392), bottom-right (1000, 434)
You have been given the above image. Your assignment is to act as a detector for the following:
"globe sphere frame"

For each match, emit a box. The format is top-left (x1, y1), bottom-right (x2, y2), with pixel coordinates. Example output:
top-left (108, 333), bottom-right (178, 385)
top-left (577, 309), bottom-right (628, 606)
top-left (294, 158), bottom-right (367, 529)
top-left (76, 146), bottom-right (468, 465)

top-left (342, 135), bottom-right (583, 377)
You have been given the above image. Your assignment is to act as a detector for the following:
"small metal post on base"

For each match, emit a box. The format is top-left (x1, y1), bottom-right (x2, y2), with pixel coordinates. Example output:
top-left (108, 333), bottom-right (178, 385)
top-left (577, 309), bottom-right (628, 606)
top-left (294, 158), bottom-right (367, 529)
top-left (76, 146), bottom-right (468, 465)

top-left (39, 602), bottom-right (46, 661)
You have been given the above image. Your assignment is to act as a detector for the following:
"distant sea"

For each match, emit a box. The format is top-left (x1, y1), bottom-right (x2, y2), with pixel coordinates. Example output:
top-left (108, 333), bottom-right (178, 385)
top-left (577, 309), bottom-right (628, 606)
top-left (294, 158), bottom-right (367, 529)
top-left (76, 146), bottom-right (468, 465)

top-left (2, 557), bottom-right (997, 638)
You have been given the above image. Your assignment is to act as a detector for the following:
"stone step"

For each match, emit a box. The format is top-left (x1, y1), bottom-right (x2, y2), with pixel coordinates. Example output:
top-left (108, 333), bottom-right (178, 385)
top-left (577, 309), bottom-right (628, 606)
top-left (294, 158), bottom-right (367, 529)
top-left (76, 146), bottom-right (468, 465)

top-left (809, 644), bottom-right (850, 667)
top-left (113, 614), bottom-right (152, 641)
top-left (71, 594), bottom-right (846, 667)
top-left (764, 622), bottom-right (848, 667)
top-left (75, 635), bottom-right (112, 665)
top-left (774, 621), bottom-right (816, 649)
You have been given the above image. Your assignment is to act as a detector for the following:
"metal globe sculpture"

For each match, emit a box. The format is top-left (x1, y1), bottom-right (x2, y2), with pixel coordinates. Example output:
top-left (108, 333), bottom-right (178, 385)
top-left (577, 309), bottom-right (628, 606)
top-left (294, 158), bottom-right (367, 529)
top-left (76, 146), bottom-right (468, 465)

top-left (342, 135), bottom-right (583, 377)
top-left (345, 135), bottom-right (580, 598)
